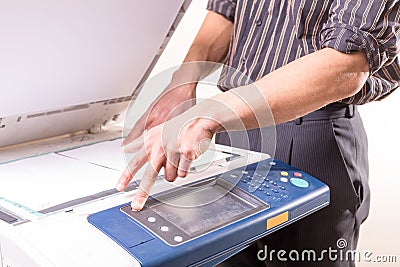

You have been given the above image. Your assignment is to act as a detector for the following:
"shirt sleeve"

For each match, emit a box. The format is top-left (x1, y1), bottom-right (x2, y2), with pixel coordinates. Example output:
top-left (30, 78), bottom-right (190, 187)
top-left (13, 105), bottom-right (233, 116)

top-left (341, 60), bottom-right (400, 104)
top-left (320, 1), bottom-right (400, 75)
top-left (206, 0), bottom-right (237, 22)
top-left (320, 1), bottom-right (400, 104)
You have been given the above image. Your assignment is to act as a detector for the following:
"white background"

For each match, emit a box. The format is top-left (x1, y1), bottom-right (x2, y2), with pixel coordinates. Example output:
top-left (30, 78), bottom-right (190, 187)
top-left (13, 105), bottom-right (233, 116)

top-left (156, 0), bottom-right (400, 265)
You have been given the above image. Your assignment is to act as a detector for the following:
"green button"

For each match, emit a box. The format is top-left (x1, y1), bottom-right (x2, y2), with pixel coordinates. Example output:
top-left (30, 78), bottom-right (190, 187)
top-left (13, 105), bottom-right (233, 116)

top-left (290, 178), bottom-right (309, 188)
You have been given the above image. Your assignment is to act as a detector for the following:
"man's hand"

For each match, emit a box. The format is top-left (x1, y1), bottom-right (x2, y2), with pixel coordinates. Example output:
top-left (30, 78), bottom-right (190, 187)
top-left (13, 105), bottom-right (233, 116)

top-left (121, 10), bottom-right (234, 147)
top-left (115, 10), bottom-right (234, 210)
top-left (121, 81), bottom-right (196, 146)
top-left (116, 113), bottom-right (218, 211)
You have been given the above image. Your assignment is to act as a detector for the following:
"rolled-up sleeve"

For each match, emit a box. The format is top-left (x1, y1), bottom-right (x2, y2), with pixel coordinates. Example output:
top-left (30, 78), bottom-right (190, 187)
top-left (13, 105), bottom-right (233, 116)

top-left (206, 0), bottom-right (237, 22)
top-left (342, 60), bottom-right (400, 104)
top-left (320, 1), bottom-right (400, 75)
top-left (320, 1), bottom-right (400, 104)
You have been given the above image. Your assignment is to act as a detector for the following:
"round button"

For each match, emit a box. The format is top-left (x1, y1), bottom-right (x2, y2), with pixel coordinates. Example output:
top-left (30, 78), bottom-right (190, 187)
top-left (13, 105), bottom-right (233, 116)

top-left (174, 236), bottom-right (183, 243)
top-left (290, 178), bottom-right (309, 188)
top-left (161, 226), bottom-right (169, 232)
top-left (294, 172), bottom-right (302, 178)
top-left (242, 170), bottom-right (249, 174)
top-left (280, 171), bottom-right (289, 176)
top-left (147, 217), bottom-right (156, 223)
top-left (256, 19), bottom-right (262, 26)
top-left (269, 161), bottom-right (277, 166)
top-left (230, 173), bottom-right (239, 178)
top-left (280, 177), bottom-right (288, 183)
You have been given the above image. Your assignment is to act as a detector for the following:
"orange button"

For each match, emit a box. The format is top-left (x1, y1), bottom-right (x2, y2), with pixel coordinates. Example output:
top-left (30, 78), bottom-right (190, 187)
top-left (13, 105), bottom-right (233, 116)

top-left (267, 211), bottom-right (289, 230)
top-left (294, 172), bottom-right (302, 177)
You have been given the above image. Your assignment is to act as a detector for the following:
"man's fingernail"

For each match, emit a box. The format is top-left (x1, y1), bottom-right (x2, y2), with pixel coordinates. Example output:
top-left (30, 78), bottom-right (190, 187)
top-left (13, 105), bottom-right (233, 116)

top-left (131, 201), bottom-right (142, 211)
top-left (116, 182), bottom-right (124, 191)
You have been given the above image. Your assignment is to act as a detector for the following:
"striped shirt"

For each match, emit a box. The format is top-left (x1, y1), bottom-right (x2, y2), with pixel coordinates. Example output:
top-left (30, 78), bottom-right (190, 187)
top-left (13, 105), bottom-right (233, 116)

top-left (207, 0), bottom-right (400, 104)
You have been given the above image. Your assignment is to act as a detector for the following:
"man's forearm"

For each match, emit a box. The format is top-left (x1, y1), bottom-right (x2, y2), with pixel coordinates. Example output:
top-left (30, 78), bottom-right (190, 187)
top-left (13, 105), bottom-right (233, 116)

top-left (191, 48), bottom-right (369, 131)
top-left (183, 11), bottom-right (233, 63)
top-left (256, 48), bottom-right (369, 125)
top-left (171, 11), bottom-right (233, 84)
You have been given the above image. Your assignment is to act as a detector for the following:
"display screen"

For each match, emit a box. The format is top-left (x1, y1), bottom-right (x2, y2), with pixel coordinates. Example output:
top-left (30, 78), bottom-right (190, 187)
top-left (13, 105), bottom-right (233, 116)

top-left (151, 183), bottom-right (256, 236)
top-left (121, 178), bottom-right (269, 244)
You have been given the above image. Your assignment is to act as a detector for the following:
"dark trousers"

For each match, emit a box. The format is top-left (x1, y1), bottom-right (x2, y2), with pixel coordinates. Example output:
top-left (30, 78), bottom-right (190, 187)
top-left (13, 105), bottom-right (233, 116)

top-left (216, 104), bottom-right (370, 267)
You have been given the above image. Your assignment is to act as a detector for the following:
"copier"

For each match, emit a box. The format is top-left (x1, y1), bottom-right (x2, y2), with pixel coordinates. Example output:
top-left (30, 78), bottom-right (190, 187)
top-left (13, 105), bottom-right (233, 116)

top-left (0, 1), bottom-right (330, 266)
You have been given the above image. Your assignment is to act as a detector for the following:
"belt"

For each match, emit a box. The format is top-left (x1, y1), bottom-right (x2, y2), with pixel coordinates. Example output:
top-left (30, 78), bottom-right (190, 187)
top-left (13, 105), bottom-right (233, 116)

top-left (293, 103), bottom-right (355, 125)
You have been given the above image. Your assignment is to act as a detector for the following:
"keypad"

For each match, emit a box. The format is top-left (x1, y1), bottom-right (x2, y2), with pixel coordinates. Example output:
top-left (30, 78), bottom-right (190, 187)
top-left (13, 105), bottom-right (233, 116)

top-left (239, 174), bottom-right (290, 202)
top-left (237, 169), bottom-right (308, 202)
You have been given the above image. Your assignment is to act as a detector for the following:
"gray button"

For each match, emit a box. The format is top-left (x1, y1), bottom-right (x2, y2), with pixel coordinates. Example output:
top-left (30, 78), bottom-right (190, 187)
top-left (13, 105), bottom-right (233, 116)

top-left (256, 19), bottom-right (262, 26)
top-left (147, 217), bottom-right (156, 223)
top-left (230, 173), bottom-right (239, 178)
top-left (174, 236), bottom-right (183, 243)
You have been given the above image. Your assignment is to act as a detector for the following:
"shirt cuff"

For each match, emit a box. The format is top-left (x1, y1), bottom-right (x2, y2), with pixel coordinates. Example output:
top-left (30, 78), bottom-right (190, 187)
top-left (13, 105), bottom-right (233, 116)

top-left (320, 23), bottom-right (386, 74)
top-left (206, 0), bottom-right (236, 22)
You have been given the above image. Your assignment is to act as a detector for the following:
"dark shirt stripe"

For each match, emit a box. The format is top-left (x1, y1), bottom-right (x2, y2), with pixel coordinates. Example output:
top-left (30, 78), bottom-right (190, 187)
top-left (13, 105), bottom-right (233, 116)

top-left (207, 0), bottom-right (400, 104)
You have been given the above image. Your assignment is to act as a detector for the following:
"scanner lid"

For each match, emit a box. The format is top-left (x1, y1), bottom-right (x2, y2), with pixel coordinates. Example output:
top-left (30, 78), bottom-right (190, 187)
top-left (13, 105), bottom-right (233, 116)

top-left (0, 0), bottom-right (191, 147)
